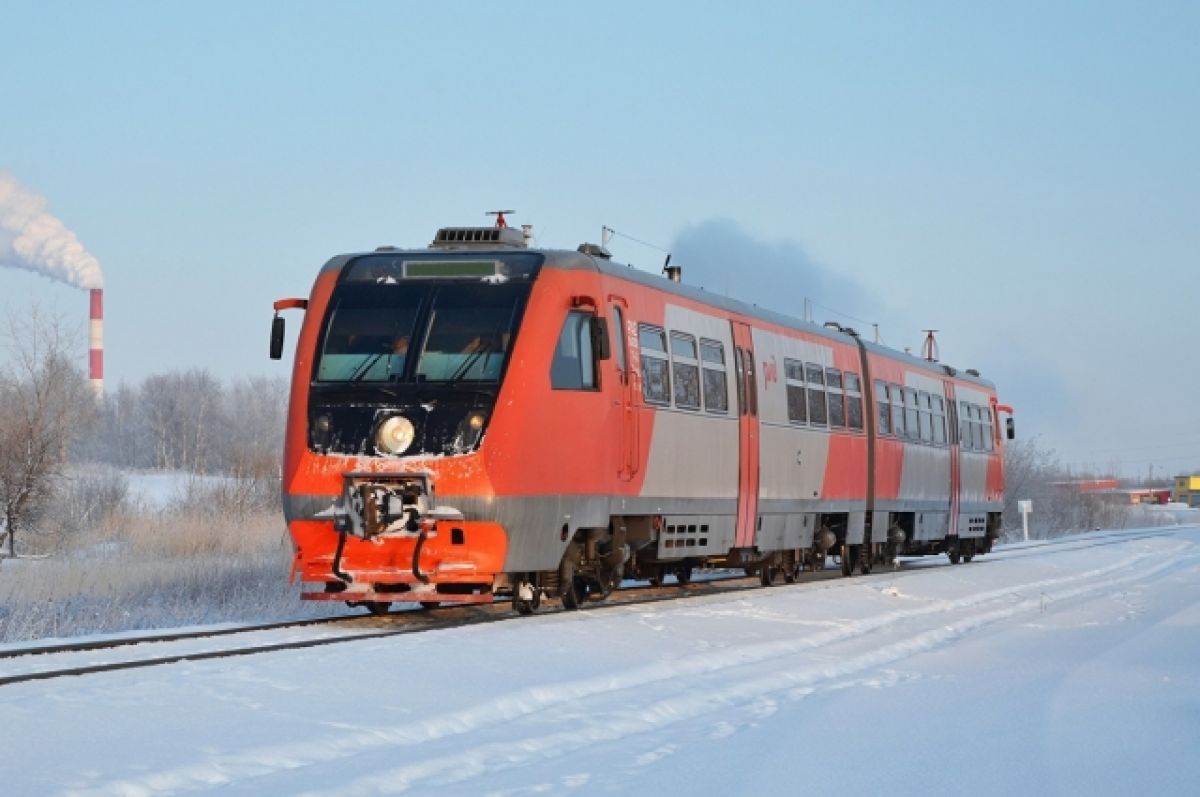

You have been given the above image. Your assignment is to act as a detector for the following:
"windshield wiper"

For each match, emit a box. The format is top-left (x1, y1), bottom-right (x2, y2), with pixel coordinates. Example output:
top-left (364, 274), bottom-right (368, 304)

top-left (349, 352), bottom-right (386, 382)
top-left (446, 337), bottom-right (497, 384)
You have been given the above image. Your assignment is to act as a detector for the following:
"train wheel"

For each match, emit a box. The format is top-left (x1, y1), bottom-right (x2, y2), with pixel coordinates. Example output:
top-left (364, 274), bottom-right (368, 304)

top-left (783, 552), bottom-right (798, 584)
top-left (365, 601), bottom-right (391, 615)
top-left (514, 590), bottom-right (541, 616)
top-left (647, 565), bottom-right (666, 587)
top-left (419, 601), bottom-right (440, 611)
top-left (859, 550), bottom-right (873, 576)
top-left (840, 544), bottom-right (857, 577)
top-left (962, 539), bottom-right (976, 563)
top-left (561, 576), bottom-right (589, 610)
top-left (675, 566), bottom-right (693, 586)
top-left (947, 538), bottom-right (962, 564)
top-left (759, 565), bottom-right (775, 587)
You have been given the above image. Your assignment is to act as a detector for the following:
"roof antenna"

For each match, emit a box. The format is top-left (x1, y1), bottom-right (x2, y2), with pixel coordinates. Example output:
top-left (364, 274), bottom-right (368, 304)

top-left (487, 210), bottom-right (515, 229)
top-left (922, 329), bottom-right (939, 362)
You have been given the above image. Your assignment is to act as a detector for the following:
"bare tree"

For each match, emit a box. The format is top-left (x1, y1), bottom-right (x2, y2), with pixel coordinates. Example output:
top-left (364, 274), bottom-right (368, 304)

top-left (0, 310), bottom-right (96, 558)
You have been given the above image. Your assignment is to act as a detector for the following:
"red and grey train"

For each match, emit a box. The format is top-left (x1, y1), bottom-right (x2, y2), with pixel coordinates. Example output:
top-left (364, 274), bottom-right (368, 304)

top-left (271, 220), bottom-right (1014, 614)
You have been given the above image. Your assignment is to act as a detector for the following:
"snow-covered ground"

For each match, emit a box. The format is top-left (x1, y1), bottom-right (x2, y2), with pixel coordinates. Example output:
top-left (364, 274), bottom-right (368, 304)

top-left (3, 526), bottom-right (1198, 796)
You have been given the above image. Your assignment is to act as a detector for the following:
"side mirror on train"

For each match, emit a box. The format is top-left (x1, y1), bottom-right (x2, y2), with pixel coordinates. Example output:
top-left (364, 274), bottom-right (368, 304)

top-left (590, 316), bottom-right (611, 360)
top-left (270, 315), bottom-right (286, 360)
top-left (1006, 417), bottom-right (1015, 440)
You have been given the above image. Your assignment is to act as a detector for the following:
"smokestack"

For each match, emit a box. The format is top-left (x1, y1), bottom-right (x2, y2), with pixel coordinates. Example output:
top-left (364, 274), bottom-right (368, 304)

top-left (89, 289), bottom-right (104, 399)
top-left (0, 170), bottom-right (106, 397)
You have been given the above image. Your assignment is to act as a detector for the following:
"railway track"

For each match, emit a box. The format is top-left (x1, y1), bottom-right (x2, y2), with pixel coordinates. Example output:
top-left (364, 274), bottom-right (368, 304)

top-left (2, 525), bottom-right (1189, 688)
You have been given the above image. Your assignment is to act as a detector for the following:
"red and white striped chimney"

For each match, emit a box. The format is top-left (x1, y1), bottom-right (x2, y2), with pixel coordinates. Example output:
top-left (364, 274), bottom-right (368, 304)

top-left (89, 288), bottom-right (104, 399)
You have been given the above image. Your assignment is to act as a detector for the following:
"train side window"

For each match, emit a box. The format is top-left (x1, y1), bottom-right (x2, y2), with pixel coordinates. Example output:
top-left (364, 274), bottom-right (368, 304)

top-left (904, 388), bottom-right (920, 440)
top-left (733, 348), bottom-right (747, 414)
top-left (670, 332), bottom-right (701, 410)
top-left (918, 390), bottom-right (932, 443)
top-left (891, 383), bottom-right (906, 438)
top-left (932, 395), bottom-right (947, 445)
top-left (845, 373), bottom-right (863, 431)
top-left (983, 407), bottom-right (995, 451)
top-left (611, 306), bottom-right (627, 375)
top-left (973, 405), bottom-right (986, 451)
top-left (806, 363), bottom-right (827, 426)
top-left (700, 339), bottom-right (729, 413)
top-left (550, 311), bottom-right (597, 390)
top-left (638, 324), bottom-right (671, 404)
top-left (960, 400), bottom-right (969, 451)
top-left (826, 368), bottom-right (845, 428)
top-left (875, 380), bottom-right (891, 435)
top-left (785, 359), bottom-right (807, 424)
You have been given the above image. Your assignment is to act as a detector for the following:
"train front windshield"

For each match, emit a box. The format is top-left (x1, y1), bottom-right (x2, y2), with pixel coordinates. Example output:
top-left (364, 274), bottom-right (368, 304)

top-left (315, 281), bottom-right (530, 384)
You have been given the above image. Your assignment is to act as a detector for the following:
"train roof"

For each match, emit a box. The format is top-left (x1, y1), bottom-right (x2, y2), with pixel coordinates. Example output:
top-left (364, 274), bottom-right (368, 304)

top-left (320, 240), bottom-right (997, 392)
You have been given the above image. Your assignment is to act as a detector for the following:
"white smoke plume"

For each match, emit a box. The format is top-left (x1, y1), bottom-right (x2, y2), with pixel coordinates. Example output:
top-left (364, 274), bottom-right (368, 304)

top-left (0, 170), bottom-right (103, 290)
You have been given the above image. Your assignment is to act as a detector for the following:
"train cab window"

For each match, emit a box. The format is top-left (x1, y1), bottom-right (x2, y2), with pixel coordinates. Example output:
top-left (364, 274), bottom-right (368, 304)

top-left (983, 407), bottom-right (995, 452)
top-left (932, 395), bottom-right (947, 444)
top-left (670, 332), bottom-right (701, 410)
top-left (826, 368), bottom-right (845, 428)
top-left (918, 390), bottom-right (933, 443)
top-left (875, 380), bottom-right (891, 435)
top-left (891, 383), bottom-right (906, 438)
top-left (638, 324), bottom-right (671, 405)
top-left (785, 359), bottom-right (807, 423)
top-left (904, 388), bottom-right (920, 440)
top-left (845, 373), bottom-right (864, 431)
top-left (806, 363), bottom-right (827, 426)
top-left (550, 311), bottom-right (597, 390)
top-left (700, 339), bottom-right (729, 413)
top-left (611, 305), bottom-right (627, 375)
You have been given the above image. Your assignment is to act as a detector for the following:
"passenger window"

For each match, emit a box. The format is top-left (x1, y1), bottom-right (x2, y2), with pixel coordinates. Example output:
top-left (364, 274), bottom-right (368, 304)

top-left (932, 395), bottom-right (946, 444)
top-left (550, 311), bottom-right (597, 390)
top-left (875, 380), bottom-right (890, 435)
top-left (891, 383), bottom-right (906, 438)
top-left (786, 359), bottom-right (807, 424)
top-left (959, 401), bottom-right (972, 449)
top-left (638, 324), bottom-right (670, 404)
top-left (845, 372), bottom-right (863, 431)
top-left (904, 388), bottom-right (920, 440)
top-left (700, 339), bottom-right (729, 413)
top-left (670, 332), bottom-right (701, 410)
top-left (806, 363), bottom-right (827, 426)
top-left (918, 390), bottom-right (932, 443)
top-left (611, 306), bottom-right (627, 374)
top-left (826, 368), bottom-right (845, 428)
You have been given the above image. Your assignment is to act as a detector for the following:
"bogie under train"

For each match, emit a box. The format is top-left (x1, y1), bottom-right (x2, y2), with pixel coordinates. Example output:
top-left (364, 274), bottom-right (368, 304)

top-left (271, 221), bottom-right (1013, 614)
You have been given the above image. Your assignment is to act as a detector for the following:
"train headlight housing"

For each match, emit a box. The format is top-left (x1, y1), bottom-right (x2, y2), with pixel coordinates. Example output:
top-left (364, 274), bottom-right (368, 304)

top-left (451, 411), bottom-right (488, 452)
top-left (376, 415), bottom-right (416, 455)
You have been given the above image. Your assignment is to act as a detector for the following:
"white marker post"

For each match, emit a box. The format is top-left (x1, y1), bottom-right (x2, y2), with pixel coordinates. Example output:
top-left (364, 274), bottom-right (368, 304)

top-left (1017, 499), bottom-right (1032, 542)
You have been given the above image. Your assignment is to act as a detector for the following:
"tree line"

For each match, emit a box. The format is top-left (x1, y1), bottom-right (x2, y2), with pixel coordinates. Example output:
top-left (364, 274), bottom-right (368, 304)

top-left (1, 312), bottom-right (288, 557)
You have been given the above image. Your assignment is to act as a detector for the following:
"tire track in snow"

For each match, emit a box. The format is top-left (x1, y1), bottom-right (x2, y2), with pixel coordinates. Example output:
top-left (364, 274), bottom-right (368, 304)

top-left (68, 539), bottom-right (1194, 797)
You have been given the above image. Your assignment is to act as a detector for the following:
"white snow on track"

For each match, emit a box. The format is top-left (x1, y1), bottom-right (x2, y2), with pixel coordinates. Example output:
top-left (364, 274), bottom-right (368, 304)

top-left (3, 526), bottom-right (1199, 796)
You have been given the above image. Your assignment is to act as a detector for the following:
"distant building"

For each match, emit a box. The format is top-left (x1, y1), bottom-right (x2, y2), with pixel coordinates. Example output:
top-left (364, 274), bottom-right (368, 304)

top-left (1051, 480), bottom-right (1171, 505)
top-left (1173, 475), bottom-right (1200, 507)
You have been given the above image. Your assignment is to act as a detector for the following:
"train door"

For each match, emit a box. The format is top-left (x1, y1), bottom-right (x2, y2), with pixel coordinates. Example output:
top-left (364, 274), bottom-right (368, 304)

top-left (944, 380), bottom-right (960, 537)
top-left (731, 321), bottom-right (760, 548)
top-left (609, 298), bottom-right (638, 481)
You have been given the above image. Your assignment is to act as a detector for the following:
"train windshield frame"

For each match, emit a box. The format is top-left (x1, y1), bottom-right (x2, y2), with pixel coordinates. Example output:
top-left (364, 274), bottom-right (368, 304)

top-left (314, 280), bottom-right (532, 385)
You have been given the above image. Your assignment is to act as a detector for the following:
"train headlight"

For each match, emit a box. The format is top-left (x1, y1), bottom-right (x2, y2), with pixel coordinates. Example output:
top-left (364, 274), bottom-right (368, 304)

top-left (376, 415), bottom-right (415, 455)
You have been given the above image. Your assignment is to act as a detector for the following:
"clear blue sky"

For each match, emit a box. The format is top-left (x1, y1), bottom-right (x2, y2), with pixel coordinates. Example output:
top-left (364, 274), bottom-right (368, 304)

top-left (1, 1), bottom-right (1197, 477)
